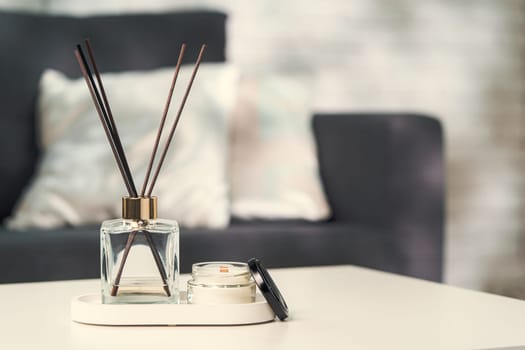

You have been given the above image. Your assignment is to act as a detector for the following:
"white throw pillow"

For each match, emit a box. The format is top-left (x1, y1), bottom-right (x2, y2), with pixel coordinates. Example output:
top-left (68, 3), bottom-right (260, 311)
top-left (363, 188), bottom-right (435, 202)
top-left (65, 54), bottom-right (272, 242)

top-left (230, 73), bottom-right (331, 220)
top-left (7, 63), bottom-right (239, 229)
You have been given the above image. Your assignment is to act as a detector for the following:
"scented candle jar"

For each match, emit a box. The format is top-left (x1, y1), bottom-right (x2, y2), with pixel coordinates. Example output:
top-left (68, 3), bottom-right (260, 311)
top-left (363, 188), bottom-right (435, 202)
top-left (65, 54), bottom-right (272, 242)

top-left (101, 197), bottom-right (179, 304)
top-left (187, 262), bottom-right (256, 304)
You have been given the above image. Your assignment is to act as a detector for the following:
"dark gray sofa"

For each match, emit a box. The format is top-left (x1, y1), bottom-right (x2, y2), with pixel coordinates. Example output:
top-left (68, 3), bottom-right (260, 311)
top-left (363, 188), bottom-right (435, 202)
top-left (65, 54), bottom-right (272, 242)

top-left (0, 11), bottom-right (444, 284)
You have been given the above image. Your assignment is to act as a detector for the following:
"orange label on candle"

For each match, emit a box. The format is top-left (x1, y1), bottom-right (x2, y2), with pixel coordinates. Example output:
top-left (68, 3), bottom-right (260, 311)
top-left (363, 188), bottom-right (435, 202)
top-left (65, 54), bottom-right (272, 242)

top-left (219, 266), bottom-right (229, 273)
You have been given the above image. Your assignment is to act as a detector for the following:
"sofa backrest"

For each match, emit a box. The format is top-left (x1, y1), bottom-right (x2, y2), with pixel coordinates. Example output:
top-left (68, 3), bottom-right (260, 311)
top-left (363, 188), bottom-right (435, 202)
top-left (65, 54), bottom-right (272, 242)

top-left (313, 113), bottom-right (444, 228)
top-left (0, 10), bottom-right (227, 220)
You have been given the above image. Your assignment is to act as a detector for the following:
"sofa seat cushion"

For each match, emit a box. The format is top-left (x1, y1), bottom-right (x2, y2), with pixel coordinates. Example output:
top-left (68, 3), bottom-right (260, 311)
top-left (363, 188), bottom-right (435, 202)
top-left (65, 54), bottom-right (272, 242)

top-left (0, 220), bottom-right (402, 283)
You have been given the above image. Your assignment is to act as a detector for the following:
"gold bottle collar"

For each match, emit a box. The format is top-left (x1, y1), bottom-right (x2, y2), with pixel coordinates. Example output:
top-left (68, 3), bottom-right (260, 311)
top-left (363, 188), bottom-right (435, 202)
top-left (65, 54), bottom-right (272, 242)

top-left (122, 197), bottom-right (158, 220)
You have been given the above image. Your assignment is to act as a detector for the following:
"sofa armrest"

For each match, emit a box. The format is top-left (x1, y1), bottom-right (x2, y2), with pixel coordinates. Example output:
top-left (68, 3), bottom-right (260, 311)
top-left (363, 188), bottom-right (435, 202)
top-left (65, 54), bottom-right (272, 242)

top-left (313, 113), bottom-right (444, 281)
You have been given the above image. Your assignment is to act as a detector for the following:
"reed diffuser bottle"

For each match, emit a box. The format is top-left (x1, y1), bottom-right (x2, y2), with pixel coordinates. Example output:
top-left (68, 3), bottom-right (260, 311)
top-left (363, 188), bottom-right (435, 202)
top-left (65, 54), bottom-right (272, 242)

top-left (101, 197), bottom-right (179, 304)
top-left (74, 39), bottom-right (206, 304)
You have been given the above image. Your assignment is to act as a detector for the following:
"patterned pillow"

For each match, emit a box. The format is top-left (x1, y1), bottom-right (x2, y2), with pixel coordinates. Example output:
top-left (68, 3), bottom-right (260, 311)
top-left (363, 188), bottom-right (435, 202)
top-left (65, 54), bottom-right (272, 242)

top-left (7, 64), bottom-right (238, 229)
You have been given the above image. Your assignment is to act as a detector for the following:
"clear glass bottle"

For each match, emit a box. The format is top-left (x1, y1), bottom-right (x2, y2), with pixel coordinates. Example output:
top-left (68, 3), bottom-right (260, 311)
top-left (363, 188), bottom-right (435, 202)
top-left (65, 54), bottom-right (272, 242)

top-left (101, 197), bottom-right (179, 304)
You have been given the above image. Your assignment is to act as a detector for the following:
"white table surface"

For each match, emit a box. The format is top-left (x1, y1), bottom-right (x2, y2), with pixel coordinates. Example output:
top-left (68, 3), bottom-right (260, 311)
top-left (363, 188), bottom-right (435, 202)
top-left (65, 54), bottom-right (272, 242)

top-left (1, 265), bottom-right (525, 349)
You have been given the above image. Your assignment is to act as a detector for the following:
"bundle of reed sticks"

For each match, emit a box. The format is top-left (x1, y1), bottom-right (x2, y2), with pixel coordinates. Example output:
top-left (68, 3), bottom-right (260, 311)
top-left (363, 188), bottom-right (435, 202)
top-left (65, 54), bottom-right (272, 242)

top-left (74, 39), bottom-right (206, 297)
top-left (74, 40), bottom-right (205, 199)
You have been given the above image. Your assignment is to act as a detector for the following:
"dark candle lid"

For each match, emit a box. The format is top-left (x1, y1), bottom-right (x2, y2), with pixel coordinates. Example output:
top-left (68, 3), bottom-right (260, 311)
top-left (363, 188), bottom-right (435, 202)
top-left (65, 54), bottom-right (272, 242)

top-left (248, 258), bottom-right (289, 321)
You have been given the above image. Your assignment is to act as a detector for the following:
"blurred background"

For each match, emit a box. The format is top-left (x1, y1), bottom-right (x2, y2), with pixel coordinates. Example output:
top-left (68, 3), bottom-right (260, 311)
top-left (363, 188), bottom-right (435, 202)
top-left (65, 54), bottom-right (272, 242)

top-left (1, 0), bottom-right (524, 297)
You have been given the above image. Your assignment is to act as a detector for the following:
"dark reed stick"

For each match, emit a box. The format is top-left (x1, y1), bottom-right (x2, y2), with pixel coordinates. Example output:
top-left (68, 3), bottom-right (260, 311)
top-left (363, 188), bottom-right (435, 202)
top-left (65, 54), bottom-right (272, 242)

top-left (146, 44), bottom-right (207, 197)
top-left (144, 230), bottom-right (171, 296)
top-left (74, 47), bottom-right (135, 196)
top-left (76, 44), bottom-right (170, 297)
top-left (110, 230), bottom-right (137, 296)
top-left (84, 39), bottom-right (138, 197)
top-left (140, 43), bottom-right (187, 197)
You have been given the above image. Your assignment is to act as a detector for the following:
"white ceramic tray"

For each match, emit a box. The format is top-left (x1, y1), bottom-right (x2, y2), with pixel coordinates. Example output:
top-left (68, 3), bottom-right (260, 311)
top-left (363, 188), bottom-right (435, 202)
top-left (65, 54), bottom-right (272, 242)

top-left (71, 292), bottom-right (275, 326)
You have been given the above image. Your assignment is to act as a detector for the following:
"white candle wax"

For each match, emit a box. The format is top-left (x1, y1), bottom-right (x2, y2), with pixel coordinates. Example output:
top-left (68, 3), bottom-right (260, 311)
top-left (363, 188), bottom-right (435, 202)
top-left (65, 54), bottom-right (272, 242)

top-left (188, 284), bottom-right (255, 304)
